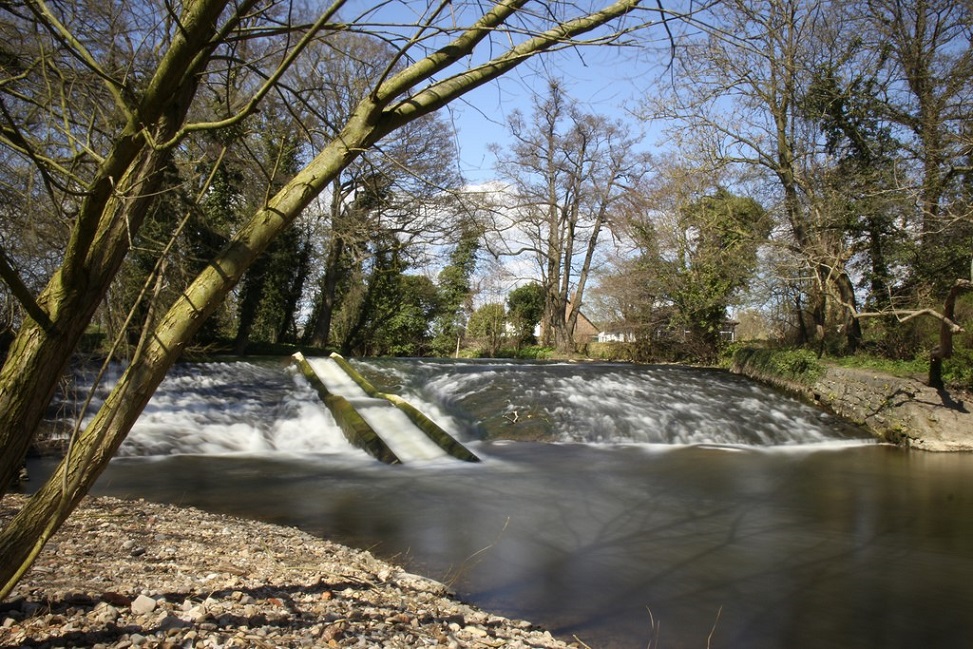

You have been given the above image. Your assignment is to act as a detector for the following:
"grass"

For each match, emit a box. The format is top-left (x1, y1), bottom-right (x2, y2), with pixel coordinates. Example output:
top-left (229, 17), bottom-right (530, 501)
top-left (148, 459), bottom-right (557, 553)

top-left (828, 352), bottom-right (928, 379)
top-left (731, 344), bottom-right (973, 391)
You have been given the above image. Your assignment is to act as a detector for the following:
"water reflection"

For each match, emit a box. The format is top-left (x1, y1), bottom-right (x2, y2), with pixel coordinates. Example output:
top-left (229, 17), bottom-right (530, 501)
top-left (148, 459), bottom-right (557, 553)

top-left (74, 442), bottom-right (973, 649)
top-left (26, 359), bottom-right (973, 648)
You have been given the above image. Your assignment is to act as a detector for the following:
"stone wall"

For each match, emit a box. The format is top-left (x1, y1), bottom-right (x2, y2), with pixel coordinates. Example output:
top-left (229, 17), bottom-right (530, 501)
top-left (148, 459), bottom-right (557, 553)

top-left (731, 358), bottom-right (973, 452)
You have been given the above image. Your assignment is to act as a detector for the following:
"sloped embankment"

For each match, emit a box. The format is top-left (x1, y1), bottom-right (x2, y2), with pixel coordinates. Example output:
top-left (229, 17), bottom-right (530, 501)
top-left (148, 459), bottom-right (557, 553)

top-left (731, 348), bottom-right (973, 452)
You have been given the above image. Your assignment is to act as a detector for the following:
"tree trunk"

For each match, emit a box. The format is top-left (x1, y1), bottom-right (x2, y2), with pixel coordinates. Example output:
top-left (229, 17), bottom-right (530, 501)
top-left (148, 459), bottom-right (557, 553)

top-left (306, 236), bottom-right (347, 348)
top-left (0, 0), bottom-right (236, 497)
top-left (0, 137), bottom-right (334, 596)
top-left (0, 144), bottom-right (176, 497)
top-left (233, 258), bottom-right (270, 355)
top-left (0, 0), bottom-right (653, 597)
top-left (275, 239), bottom-right (312, 343)
top-left (929, 279), bottom-right (973, 389)
top-left (832, 266), bottom-right (863, 353)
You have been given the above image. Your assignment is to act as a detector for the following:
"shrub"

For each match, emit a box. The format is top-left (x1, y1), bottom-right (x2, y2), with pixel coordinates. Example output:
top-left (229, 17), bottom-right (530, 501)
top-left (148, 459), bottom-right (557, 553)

top-left (732, 347), bottom-right (823, 385)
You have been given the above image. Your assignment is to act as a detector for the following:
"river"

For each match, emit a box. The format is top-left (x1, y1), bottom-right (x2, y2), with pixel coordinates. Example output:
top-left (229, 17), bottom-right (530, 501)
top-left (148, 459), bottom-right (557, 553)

top-left (25, 358), bottom-right (973, 648)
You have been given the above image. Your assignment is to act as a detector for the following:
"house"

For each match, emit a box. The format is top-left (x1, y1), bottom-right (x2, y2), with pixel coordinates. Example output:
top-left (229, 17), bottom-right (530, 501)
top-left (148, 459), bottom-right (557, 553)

top-left (572, 309), bottom-right (600, 344)
top-left (597, 326), bottom-right (638, 343)
top-left (596, 318), bottom-right (739, 344)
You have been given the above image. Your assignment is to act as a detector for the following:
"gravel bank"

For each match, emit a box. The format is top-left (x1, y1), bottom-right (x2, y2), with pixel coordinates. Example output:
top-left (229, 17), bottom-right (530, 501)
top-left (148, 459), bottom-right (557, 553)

top-left (0, 495), bottom-right (580, 648)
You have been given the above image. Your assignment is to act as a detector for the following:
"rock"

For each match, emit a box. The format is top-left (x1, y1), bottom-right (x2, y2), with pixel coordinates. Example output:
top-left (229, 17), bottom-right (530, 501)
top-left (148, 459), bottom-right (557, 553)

top-left (733, 360), bottom-right (973, 451)
top-left (130, 594), bottom-right (158, 615)
top-left (92, 602), bottom-right (120, 624)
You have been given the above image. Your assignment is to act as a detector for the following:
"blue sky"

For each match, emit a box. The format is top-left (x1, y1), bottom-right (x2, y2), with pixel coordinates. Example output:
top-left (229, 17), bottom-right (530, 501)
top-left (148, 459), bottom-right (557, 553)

top-left (441, 38), bottom-right (666, 183)
top-left (347, 0), bottom-right (673, 183)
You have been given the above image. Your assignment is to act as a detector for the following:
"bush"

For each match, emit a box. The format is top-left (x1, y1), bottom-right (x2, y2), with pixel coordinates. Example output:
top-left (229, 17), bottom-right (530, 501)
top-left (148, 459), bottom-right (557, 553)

top-left (731, 347), bottom-right (823, 385)
top-left (515, 345), bottom-right (555, 360)
top-left (944, 348), bottom-right (973, 390)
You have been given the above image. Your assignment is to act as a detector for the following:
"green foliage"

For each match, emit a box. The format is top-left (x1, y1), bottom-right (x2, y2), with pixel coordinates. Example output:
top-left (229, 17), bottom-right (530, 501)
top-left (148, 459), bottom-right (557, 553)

top-left (830, 352), bottom-right (928, 378)
top-left (431, 223), bottom-right (481, 356)
top-left (829, 349), bottom-right (973, 391)
top-left (467, 302), bottom-right (506, 357)
top-left (639, 187), bottom-right (770, 362)
top-left (944, 348), bottom-right (973, 390)
top-left (586, 342), bottom-right (634, 361)
top-left (506, 282), bottom-right (545, 348)
top-left (335, 237), bottom-right (411, 356)
top-left (233, 110), bottom-right (308, 351)
top-left (467, 303), bottom-right (506, 337)
top-left (513, 345), bottom-right (555, 360)
top-left (732, 347), bottom-right (824, 385)
top-left (371, 274), bottom-right (440, 356)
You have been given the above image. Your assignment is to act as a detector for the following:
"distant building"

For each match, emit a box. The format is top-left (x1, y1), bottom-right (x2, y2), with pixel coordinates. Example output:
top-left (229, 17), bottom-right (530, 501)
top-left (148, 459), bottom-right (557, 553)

top-left (595, 318), bottom-right (739, 344)
top-left (596, 326), bottom-right (638, 343)
top-left (572, 309), bottom-right (600, 344)
top-left (564, 302), bottom-right (600, 344)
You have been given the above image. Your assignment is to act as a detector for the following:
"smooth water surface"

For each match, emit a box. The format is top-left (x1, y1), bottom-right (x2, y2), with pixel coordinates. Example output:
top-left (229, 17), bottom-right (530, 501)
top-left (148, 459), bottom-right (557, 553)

top-left (29, 359), bottom-right (973, 648)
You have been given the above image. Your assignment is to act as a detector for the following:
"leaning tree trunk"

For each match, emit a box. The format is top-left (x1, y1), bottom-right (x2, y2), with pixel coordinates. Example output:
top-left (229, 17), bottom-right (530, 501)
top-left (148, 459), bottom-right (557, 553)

top-left (0, 0), bottom-right (653, 597)
top-left (0, 0), bottom-right (235, 497)
top-left (929, 279), bottom-right (973, 389)
top-left (0, 83), bottom-right (419, 592)
top-left (0, 132), bottom-right (346, 596)
top-left (0, 143), bottom-right (181, 498)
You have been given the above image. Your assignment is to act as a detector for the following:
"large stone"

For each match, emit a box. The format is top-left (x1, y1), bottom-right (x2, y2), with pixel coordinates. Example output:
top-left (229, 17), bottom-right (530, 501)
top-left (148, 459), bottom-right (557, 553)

top-left (130, 595), bottom-right (157, 615)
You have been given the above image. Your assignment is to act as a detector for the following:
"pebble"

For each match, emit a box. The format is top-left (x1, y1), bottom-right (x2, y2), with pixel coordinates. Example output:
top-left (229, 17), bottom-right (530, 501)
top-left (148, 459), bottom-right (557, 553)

top-left (131, 594), bottom-right (158, 615)
top-left (0, 495), bottom-right (584, 648)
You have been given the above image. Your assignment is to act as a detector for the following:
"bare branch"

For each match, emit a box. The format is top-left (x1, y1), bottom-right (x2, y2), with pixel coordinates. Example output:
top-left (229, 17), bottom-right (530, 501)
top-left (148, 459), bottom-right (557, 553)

top-left (155, 0), bottom-right (347, 148)
top-left (0, 245), bottom-right (52, 330)
top-left (852, 307), bottom-right (964, 333)
top-left (25, 0), bottom-right (134, 119)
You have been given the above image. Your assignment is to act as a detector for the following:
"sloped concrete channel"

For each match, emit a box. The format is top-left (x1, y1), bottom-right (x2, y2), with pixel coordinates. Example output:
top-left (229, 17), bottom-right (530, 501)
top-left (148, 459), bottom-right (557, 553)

top-left (292, 352), bottom-right (479, 464)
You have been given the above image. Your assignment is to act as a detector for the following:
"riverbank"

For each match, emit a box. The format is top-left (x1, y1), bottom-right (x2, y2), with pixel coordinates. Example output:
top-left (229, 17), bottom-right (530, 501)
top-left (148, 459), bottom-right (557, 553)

top-left (0, 495), bottom-right (580, 649)
top-left (731, 350), bottom-right (973, 452)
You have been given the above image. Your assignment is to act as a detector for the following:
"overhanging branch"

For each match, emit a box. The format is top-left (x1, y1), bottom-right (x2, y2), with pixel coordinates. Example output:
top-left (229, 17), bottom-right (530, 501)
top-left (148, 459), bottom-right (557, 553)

top-left (0, 246), bottom-right (52, 330)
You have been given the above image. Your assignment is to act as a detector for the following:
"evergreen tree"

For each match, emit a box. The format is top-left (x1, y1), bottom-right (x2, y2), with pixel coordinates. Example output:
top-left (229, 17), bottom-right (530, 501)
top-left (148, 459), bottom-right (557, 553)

top-left (431, 222), bottom-right (481, 356)
top-left (506, 282), bottom-right (545, 349)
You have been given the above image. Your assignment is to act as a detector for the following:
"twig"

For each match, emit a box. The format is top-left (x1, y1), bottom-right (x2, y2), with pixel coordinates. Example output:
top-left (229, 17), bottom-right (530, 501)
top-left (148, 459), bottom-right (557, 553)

top-left (707, 606), bottom-right (722, 648)
top-left (645, 605), bottom-right (660, 649)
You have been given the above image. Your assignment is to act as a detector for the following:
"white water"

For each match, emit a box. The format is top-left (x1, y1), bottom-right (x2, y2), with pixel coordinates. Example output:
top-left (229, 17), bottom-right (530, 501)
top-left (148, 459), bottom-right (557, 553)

top-left (363, 359), bottom-right (873, 447)
top-left (305, 357), bottom-right (449, 463)
top-left (59, 358), bottom-right (873, 460)
top-left (73, 362), bottom-right (358, 457)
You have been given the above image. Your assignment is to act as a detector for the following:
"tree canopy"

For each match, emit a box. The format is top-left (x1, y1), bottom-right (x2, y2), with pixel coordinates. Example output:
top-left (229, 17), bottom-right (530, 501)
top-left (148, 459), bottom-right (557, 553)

top-left (0, 0), bottom-right (673, 598)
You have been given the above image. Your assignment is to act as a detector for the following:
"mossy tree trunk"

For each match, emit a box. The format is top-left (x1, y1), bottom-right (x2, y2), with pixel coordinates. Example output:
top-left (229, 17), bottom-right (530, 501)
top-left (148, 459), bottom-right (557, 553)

top-left (0, 0), bottom-right (236, 496)
top-left (0, 0), bottom-right (651, 599)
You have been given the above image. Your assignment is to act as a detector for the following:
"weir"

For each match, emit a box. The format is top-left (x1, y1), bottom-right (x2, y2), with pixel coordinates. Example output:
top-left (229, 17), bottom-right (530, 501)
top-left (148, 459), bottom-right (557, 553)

top-left (292, 352), bottom-right (479, 464)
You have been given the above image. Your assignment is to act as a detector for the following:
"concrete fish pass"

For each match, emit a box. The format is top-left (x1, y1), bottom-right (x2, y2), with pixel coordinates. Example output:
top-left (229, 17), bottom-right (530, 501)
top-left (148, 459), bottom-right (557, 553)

top-left (292, 352), bottom-right (479, 464)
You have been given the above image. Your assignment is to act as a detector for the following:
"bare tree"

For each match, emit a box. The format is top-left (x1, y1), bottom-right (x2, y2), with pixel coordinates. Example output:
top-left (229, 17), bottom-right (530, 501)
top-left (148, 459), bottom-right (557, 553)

top-left (0, 0), bottom-right (674, 597)
top-left (491, 80), bottom-right (647, 353)
top-left (651, 0), bottom-right (869, 351)
top-left (864, 0), bottom-right (973, 296)
top-left (292, 32), bottom-right (468, 349)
